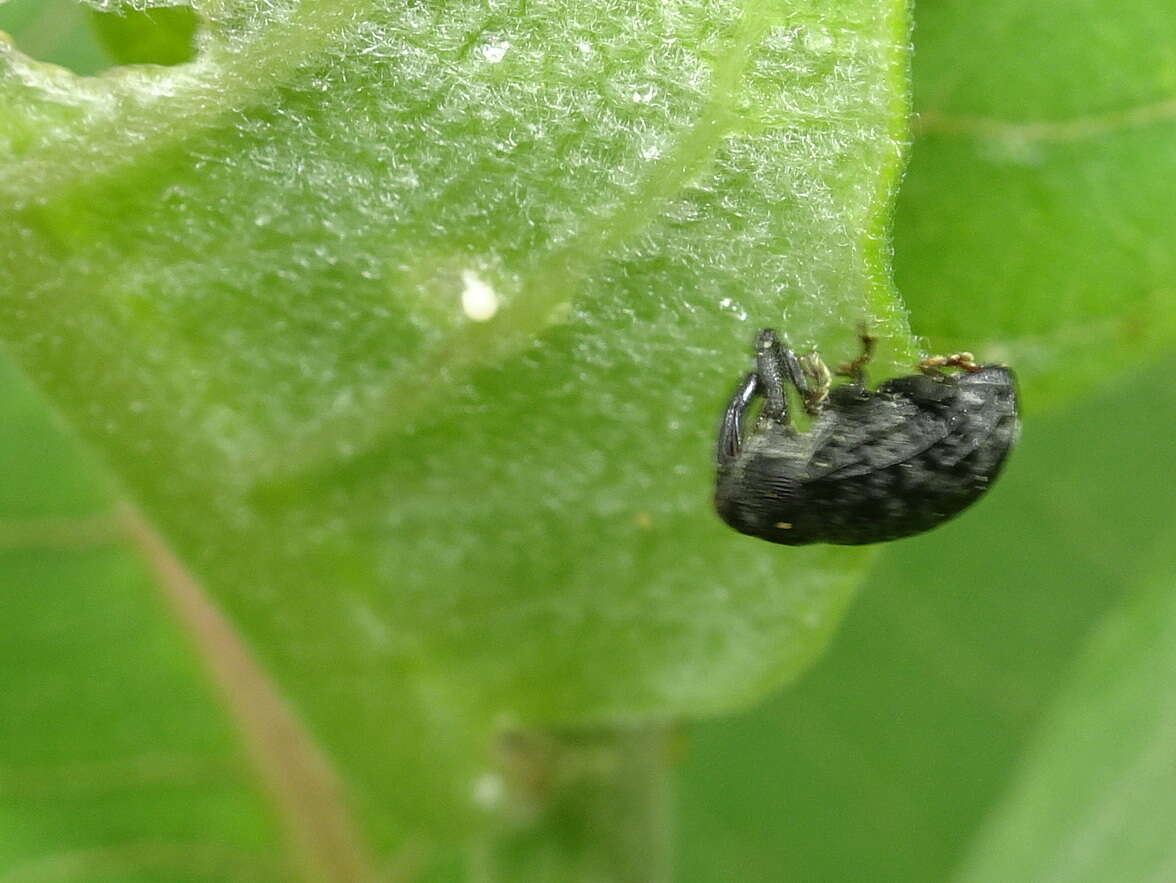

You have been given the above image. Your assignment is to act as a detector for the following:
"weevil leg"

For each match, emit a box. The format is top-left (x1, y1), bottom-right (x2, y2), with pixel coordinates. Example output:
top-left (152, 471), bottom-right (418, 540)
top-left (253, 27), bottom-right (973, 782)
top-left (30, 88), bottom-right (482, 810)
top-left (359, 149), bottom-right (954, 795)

top-left (919, 351), bottom-right (979, 374)
top-left (797, 352), bottom-right (831, 415)
top-left (836, 328), bottom-right (876, 386)
top-left (716, 371), bottom-right (759, 466)
top-left (755, 329), bottom-right (810, 426)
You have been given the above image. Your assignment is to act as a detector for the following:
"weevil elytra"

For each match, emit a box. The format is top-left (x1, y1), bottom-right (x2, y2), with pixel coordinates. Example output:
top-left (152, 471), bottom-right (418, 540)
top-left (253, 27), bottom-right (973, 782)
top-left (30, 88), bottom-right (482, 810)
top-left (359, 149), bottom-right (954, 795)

top-left (714, 329), bottom-right (1019, 545)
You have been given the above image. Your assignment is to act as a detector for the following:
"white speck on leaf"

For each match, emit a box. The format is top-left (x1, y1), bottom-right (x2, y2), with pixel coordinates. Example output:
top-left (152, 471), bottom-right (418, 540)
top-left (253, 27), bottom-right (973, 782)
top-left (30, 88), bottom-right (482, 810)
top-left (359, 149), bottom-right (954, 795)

top-left (804, 29), bottom-right (835, 52)
top-left (719, 297), bottom-right (748, 320)
top-left (461, 270), bottom-right (500, 321)
top-left (481, 41), bottom-right (511, 63)
top-left (632, 84), bottom-right (656, 104)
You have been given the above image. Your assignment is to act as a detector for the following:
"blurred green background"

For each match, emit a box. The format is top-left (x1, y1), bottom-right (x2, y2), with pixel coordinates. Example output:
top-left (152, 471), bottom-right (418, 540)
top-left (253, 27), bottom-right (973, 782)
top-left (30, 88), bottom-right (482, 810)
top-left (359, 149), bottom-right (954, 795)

top-left (3, 1), bottom-right (1175, 881)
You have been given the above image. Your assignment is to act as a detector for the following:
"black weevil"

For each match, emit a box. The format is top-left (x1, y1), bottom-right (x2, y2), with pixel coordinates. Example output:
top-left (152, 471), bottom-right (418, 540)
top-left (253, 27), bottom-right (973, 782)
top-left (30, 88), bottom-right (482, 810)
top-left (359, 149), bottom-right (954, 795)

top-left (714, 329), bottom-right (1019, 545)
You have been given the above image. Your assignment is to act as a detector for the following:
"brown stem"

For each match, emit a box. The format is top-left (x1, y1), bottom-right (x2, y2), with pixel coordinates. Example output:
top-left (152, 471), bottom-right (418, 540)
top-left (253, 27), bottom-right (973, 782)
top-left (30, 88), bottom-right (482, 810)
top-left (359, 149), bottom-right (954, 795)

top-left (116, 502), bottom-right (380, 883)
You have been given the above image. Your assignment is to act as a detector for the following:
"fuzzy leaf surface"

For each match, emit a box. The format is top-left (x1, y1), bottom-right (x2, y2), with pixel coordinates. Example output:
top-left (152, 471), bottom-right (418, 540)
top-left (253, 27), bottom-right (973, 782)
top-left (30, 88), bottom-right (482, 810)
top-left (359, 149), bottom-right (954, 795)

top-left (0, 0), bottom-right (910, 849)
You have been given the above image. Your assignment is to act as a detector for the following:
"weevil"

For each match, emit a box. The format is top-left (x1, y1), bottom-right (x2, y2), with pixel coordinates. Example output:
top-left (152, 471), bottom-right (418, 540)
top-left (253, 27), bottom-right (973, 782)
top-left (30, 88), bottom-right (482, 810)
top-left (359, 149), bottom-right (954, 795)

top-left (714, 329), bottom-right (1019, 545)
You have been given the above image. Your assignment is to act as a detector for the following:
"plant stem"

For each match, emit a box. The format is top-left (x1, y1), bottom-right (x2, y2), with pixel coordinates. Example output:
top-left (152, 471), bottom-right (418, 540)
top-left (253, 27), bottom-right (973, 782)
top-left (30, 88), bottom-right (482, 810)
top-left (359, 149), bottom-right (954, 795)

top-left (471, 723), bottom-right (674, 883)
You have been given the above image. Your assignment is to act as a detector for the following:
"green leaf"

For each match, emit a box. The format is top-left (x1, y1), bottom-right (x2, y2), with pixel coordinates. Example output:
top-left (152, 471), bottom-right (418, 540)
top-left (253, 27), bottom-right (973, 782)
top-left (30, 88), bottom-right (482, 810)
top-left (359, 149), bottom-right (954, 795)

top-left (955, 527), bottom-right (1176, 883)
top-left (895, 0), bottom-right (1176, 406)
top-left (0, 0), bottom-right (910, 857)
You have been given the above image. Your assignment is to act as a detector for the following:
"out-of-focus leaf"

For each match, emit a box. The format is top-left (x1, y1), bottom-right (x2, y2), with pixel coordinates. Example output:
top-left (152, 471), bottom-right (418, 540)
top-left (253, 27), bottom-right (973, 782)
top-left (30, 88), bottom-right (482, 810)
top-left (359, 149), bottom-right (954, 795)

top-left (956, 525), bottom-right (1176, 883)
top-left (894, 0), bottom-right (1176, 406)
top-left (0, 358), bottom-right (283, 883)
